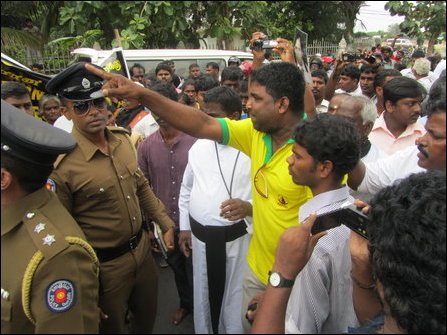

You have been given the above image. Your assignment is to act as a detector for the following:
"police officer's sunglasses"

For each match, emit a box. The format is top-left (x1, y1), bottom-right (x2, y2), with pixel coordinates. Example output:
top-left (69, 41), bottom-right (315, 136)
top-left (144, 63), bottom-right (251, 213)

top-left (72, 98), bottom-right (108, 116)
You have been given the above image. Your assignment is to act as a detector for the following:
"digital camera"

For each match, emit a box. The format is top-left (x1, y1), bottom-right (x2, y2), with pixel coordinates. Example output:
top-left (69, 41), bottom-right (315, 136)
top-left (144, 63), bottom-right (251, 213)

top-left (251, 39), bottom-right (278, 51)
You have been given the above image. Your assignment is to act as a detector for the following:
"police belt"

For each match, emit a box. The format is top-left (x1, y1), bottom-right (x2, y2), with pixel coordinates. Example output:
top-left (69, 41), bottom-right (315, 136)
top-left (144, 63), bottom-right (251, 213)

top-left (189, 215), bottom-right (247, 334)
top-left (94, 227), bottom-right (144, 263)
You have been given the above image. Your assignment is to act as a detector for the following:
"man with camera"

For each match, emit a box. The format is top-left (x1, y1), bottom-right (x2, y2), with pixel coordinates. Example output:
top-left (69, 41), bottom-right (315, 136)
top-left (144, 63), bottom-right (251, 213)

top-left (247, 113), bottom-right (362, 333)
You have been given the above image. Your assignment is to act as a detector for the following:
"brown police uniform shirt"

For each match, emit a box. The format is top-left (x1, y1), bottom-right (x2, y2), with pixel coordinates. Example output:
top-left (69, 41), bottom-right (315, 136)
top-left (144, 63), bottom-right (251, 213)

top-left (49, 126), bottom-right (173, 249)
top-left (1, 187), bottom-right (99, 334)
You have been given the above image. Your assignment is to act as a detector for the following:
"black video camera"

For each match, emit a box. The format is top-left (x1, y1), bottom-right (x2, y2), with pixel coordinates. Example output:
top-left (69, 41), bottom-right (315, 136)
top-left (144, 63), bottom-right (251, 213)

top-left (250, 38), bottom-right (278, 51)
top-left (311, 204), bottom-right (370, 239)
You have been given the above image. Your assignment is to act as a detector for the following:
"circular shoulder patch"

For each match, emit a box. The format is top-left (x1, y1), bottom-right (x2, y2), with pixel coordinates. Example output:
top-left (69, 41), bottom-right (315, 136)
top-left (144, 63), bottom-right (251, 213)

top-left (46, 279), bottom-right (76, 313)
top-left (45, 179), bottom-right (56, 192)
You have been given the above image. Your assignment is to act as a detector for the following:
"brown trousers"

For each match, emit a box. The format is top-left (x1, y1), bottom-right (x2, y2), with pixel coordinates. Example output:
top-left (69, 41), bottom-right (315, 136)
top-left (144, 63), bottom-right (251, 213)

top-left (98, 233), bottom-right (158, 334)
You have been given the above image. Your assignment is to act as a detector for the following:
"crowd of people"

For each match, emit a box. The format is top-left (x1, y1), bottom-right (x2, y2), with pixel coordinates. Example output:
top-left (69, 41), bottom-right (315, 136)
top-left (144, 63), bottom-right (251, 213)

top-left (1, 29), bottom-right (446, 335)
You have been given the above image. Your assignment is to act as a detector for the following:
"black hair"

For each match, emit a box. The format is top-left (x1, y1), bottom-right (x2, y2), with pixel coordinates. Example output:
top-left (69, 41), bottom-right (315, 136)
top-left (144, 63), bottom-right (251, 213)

top-left (150, 81), bottom-right (178, 102)
top-left (340, 65), bottom-right (360, 80)
top-left (161, 60), bottom-right (174, 66)
top-left (189, 63), bottom-right (200, 71)
top-left (182, 79), bottom-right (197, 90)
top-left (239, 78), bottom-right (248, 93)
top-left (311, 69), bottom-right (328, 83)
top-left (368, 171), bottom-right (446, 334)
top-left (293, 113), bottom-right (360, 180)
top-left (155, 63), bottom-right (172, 75)
top-left (250, 62), bottom-right (305, 117)
top-left (374, 69), bottom-right (402, 88)
top-left (194, 74), bottom-right (219, 92)
top-left (426, 76), bottom-right (446, 117)
top-left (310, 57), bottom-right (323, 68)
top-left (130, 63), bottom-right (145, 75)
top-left (203, 86), bottom-right (242, 116)
top-left (381, 46), bottom-right (392, 53)
top-left (31, 63), bottom-right (43, 70)
top-left (394, 62), bottom-right (407, 72)
top-left (360, 65), bottom-right (377, 75)
top-left (1, 151), bottom-right (53, 193)
top-left (411, 50), bottom-right (425, 59)
top-left (206, 62), bottom-right (219, 70)
top-left (1, 81), bottom-right (30, 100)
top-left (178, 93), bottom-right (193, 106)
top-left (383, 76), bottom-right (426, 104)
top-left (221, 67), bottom-right (244, 82)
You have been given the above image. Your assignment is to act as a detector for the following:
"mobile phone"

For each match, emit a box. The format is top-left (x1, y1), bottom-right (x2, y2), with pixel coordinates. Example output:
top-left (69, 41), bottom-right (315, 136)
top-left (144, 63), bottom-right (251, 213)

top-left (311, 204), bottom-right (369, 239)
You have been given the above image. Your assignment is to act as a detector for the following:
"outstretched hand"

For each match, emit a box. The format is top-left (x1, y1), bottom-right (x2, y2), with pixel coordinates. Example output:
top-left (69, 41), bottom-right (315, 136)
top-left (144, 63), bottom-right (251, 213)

top-left (84, 63), bottom-right (146, 101)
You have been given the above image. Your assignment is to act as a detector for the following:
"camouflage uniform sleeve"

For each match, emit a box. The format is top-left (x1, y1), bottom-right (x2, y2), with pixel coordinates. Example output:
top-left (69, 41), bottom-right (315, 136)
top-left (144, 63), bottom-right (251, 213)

top-left (135, 167), bottom-right (174, 233)
top-left (30, 245), bottom-right (99, 333)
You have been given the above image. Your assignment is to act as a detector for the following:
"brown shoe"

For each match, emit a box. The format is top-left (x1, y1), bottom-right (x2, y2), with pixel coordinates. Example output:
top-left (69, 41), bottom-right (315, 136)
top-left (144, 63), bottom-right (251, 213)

top-left (171, 307), bottom-right (189, 325)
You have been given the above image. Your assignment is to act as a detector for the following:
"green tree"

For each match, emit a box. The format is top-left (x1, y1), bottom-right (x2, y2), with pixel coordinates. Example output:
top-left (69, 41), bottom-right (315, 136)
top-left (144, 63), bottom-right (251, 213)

top-left (262, 1), bottom-right (365, 45)
top-left (385, 1), bottom-right (446, 55)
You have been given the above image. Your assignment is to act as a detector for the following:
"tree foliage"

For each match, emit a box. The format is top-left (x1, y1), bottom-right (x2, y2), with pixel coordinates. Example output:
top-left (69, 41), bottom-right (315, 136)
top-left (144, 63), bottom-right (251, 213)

top-left (2, 1), bottom-right (366, 51)
top-left (385, 1), bottom-right (446, 54)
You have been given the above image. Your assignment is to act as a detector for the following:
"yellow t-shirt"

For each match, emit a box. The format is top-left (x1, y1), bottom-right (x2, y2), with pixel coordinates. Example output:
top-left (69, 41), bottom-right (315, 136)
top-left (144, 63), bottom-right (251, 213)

top-left (218, 118), bottom-right (312, 284)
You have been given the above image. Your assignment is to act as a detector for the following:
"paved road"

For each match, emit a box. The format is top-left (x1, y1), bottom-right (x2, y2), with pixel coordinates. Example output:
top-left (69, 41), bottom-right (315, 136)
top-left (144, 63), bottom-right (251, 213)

top-left (152, 254), bottom-right (195, 334)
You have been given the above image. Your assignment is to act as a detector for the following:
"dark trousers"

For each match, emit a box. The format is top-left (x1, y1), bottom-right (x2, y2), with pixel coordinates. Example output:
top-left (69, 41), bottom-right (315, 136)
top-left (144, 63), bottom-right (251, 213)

top-left (167, 230), bottom-right (194, 312)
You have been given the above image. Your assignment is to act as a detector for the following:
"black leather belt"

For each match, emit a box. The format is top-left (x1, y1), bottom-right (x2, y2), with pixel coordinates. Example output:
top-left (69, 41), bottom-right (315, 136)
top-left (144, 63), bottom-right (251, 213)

top-left (94, 227), bottom-right (144, 263)
top-left (189, 215), bottom-right (247, 334)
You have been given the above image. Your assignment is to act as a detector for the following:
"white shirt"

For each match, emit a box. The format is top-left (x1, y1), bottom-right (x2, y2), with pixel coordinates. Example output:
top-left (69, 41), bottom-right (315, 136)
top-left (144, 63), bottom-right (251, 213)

top-left (285, 186), bottom-right (359, 334)
top-left (132, 113), bottom-right (159, 138)
top-left (401, 68), bottom-right (438, 83)
top-left (433, 59), bottom-right (446, 78)
top-left (53, 115), bottom-right (73, 133)
top-left (335, 84), bottom-right (363, 96)
top-left (417, 76), bottom-right (433, 92)
top-left (358, 145), bottom-right (425, 196)
top-left (316, 99), bottom-right (330, 114)
top-left (350, 142), bottom-right (388, 203)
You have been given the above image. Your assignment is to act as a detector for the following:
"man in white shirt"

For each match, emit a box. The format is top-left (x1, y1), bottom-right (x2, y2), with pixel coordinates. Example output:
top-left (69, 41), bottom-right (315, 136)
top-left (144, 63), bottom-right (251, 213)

top-left (178, 86), bottom-right (252, 334)
top-left (401, 50), bottom-right (438, 83)
top-left (336, 95), bottom-right (387, 202)
top-left (247, 114), bottom-right (361, 333)
top-left (311, 69), bottom-right (330, 114)
top-left (334, 64), bottom-right (363, 96)
top-left (348, 79), bottom-right (446, 197)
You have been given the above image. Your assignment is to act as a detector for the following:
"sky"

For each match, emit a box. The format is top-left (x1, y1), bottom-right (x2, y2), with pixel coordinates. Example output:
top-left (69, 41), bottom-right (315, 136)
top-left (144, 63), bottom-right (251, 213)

top-left (355, 1), bottom-right (405, 33)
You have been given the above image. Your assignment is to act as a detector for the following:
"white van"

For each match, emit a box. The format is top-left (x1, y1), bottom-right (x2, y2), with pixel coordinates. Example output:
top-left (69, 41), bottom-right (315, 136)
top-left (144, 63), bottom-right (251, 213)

top-left (71, 48), bottom-right (253, 79)
top-left (386, 38), bottom-right (414, 48)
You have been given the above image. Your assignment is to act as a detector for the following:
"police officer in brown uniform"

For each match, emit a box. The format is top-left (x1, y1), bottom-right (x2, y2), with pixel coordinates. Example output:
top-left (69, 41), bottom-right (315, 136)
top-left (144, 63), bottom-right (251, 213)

top-left (1, 100), bottom-right (100, 333)
top-left (45, 63), bottom-right (175, 334)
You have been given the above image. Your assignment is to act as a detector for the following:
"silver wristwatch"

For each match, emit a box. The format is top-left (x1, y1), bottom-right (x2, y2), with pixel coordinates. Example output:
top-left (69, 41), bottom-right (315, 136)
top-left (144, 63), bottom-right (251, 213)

top-left (268, 271), bottom-right (295, 288)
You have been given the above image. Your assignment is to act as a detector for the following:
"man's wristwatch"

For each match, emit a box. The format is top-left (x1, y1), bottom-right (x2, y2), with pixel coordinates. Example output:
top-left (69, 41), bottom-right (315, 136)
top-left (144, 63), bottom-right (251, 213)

top-left (268, 271), bottom-right (295, 288)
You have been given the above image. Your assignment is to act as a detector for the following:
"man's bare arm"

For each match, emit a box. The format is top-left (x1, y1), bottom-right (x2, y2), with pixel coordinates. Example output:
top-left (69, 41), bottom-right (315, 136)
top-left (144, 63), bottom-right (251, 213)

top-left (85, 63), bottom-right (223, 141)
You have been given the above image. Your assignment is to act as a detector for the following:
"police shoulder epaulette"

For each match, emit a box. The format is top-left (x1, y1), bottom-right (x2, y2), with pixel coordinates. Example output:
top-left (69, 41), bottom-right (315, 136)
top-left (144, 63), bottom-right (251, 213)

top-left (53, 152), bottom-right (69, 169)
top-left (21, 211), bottom-right (99, 325)
top-left (23, 210), bottom-right (69, 260)
top-left (108, 126), bottom-right (131, 135)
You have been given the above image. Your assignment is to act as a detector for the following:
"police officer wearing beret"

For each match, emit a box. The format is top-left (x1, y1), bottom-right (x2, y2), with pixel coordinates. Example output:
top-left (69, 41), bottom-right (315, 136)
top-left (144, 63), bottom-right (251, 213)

top-left (45, 62), bottom-right (175, 334)
top-left (1, 100), bottom-right (100, 333)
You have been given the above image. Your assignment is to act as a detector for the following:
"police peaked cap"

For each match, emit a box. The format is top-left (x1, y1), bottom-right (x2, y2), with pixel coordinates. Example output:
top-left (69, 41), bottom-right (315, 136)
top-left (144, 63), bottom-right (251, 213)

top-left (46, 62), bottom-right (105, 101)
top-left (1, 100), bottom-right (76, 167)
